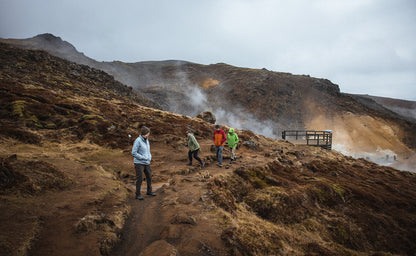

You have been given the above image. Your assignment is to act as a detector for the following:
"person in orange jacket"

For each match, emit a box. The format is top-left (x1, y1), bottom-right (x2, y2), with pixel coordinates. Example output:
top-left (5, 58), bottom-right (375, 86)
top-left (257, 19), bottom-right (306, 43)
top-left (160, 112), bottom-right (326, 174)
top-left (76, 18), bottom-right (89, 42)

top-left (213, 124), bottom-right (227, 167)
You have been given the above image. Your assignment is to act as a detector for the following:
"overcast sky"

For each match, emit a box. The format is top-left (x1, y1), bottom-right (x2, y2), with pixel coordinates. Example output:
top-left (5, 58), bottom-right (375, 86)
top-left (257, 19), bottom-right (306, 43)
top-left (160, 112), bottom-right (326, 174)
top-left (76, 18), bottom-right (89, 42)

top-left (1, 0), bottom-right (415, 100)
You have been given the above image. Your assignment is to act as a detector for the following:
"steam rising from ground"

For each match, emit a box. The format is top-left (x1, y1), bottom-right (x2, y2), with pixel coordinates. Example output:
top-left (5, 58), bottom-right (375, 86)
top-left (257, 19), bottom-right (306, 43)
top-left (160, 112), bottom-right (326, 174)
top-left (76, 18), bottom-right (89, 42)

top-left (214, 108), bottom-right (278, 138)
top-left (187, 86), bottom-right (209, 111)
top-left (334, 142), bottom-right (416, 173)
top-left (148, 65), bottom-right (282, 137)
top-left (330, 120), bottom-right (416, 173)
top-left (181, 85), bottom-right (279, 138)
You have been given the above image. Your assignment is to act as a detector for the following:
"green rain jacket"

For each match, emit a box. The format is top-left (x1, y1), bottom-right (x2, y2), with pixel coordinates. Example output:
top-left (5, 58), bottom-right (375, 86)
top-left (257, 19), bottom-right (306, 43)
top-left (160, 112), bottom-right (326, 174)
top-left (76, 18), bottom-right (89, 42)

top-left (227, 128), bottom-right (239, 148)
top-left (187, 133), bottom-right (200, 152)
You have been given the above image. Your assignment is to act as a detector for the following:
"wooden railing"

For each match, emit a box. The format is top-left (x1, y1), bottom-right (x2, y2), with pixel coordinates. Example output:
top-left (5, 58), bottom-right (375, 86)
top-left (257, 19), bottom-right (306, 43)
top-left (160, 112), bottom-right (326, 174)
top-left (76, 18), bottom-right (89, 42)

top-left (281, 130), bottom-right (332, 150)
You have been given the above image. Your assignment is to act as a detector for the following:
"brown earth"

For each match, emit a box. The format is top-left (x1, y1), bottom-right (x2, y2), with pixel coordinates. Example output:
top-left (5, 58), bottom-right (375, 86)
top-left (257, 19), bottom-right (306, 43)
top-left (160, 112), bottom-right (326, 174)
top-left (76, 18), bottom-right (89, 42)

top-left (2, 34), bottom-right (415, 170)
top-left (1, 42), bottom-right (416, 256)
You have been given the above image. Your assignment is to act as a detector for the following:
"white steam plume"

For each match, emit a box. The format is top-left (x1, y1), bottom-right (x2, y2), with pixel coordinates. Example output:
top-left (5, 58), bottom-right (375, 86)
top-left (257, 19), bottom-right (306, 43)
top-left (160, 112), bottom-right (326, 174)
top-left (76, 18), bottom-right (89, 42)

top-left (180, 84), bottom-right (280, 138)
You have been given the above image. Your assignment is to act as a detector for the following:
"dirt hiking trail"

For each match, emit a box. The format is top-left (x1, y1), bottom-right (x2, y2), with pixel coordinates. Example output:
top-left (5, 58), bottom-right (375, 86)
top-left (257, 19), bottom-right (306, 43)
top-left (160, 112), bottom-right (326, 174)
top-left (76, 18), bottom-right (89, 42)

top-left (112, 139), bottom-right (264, 255)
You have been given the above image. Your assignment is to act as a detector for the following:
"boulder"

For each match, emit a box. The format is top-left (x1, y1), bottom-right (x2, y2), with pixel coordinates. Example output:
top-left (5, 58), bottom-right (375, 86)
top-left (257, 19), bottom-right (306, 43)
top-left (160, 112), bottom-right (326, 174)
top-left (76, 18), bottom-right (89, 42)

top-left (243, 140), bottom-right (258, 149)
top-left (196, 111), bottom-right (216, 124)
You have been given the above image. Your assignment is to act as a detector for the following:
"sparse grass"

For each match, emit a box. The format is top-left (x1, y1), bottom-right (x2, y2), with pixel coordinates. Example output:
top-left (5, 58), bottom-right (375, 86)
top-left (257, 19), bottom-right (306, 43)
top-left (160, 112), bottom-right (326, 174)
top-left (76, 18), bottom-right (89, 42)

top-left (216, 203), bottom-right (345, 255)
top-left (210, 157), bottom-right (416, 255)
top-left (0, 127), bottom-right (42, 145)
top-left (25, 114), bottom-right (42, 128)
top-left (332, 183), bottom-right (346, 202)
top-left (81, 114), bottom-right (104, 121)
top-left (79, 146), bottom-right (126, 162)
top-left (11, 100), bottom-right (26, 117)
top-left (0, 135), bottom-right (132, 255)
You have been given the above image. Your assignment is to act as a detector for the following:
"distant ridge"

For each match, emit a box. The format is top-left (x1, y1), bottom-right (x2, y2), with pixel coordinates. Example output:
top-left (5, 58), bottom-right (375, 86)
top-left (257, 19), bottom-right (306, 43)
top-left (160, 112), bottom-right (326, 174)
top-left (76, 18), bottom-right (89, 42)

top-left (0, 33), bottom-right (95, 66)
top-left (352, 94), bottom-right (416, 122)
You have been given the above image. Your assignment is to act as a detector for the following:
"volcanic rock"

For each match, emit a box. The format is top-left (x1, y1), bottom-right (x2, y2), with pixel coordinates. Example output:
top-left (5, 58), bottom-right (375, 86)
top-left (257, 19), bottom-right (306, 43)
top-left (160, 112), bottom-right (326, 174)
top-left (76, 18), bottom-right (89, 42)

top-left (196, 111), bottom-right (216, 124)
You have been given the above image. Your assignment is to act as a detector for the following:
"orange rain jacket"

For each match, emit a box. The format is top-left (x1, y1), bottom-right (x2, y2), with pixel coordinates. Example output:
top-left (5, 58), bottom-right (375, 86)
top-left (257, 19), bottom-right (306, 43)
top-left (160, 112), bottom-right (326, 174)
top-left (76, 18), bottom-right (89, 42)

top-left (213, 129), bottom-right (227, 146)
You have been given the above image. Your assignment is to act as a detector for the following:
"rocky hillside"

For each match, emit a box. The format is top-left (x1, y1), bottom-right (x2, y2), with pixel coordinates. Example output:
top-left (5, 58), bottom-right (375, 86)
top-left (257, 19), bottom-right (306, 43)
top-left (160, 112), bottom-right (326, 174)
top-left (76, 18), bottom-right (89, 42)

top-left (1, 41), bottom-right (416, 256)
top-left (352, 94), bottom-right (416, 123)
top-left (1, 34), bottom-right (415, 173)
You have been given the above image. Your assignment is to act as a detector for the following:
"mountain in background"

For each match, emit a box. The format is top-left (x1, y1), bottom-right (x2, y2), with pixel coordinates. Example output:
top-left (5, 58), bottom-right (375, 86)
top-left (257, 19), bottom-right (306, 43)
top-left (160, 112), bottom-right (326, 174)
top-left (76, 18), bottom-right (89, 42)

top-left (351, 94), bottom-right (416, 123)
top-left (1, 33), bottom-right (415, 172)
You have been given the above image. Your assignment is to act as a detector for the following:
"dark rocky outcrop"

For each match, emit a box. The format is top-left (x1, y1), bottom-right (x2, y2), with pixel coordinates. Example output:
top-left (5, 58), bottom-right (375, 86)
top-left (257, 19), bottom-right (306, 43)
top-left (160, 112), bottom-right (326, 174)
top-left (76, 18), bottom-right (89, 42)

top-left (196, 111), bottom-right (216, 124)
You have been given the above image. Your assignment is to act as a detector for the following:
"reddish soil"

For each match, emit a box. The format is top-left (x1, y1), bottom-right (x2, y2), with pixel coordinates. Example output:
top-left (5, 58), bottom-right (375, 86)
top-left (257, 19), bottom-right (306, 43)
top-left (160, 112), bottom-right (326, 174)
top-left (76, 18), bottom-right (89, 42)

top-left (112, 139), bottom-right (274, 255)
top-left (0, 133), bottom-right (274, 255)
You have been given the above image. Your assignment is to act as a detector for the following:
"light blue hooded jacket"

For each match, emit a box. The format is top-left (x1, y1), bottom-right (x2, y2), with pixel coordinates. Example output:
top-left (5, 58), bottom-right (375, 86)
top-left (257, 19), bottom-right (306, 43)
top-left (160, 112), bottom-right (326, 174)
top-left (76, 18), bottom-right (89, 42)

top-left (132, 135), bottom-right (152, 165)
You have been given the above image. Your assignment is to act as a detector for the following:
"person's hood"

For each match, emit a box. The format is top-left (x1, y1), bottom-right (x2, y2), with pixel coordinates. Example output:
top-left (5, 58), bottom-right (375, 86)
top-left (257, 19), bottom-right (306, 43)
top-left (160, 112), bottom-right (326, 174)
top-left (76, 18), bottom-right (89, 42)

top-left (228, 128), bottom-right (235, 133)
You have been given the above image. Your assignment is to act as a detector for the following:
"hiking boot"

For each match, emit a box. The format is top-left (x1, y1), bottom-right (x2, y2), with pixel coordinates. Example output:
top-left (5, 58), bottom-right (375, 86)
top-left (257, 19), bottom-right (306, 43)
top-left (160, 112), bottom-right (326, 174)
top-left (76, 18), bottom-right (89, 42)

top-left (217, 163), bottom-right (223, 168)
top-left (186, 163), bottom-right (192, 166)
top-left (146, 192), bottom-right (156, 196)
top-left (135, 195), bottom-right (144, 200)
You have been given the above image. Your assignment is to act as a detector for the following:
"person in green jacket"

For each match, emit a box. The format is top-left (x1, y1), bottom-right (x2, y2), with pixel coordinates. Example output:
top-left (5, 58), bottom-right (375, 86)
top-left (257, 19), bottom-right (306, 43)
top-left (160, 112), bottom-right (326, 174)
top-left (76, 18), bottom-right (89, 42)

top-left (227, 128), bottom-right (239, 163)
top-left (186, 130), bottom-right (205, 167)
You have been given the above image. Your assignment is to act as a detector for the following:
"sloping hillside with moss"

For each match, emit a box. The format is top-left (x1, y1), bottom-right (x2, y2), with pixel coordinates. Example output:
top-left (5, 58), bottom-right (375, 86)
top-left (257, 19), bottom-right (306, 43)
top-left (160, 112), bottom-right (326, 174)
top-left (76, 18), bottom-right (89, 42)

top-left (3, 34), bottom-right (415, 173)
top-left (1, 43), bottom-right (415, 256)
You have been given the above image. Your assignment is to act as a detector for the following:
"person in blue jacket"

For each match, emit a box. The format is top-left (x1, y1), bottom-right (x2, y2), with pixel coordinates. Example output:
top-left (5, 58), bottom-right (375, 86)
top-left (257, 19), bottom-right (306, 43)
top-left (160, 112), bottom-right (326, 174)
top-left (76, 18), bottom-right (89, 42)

top-left (132, 126), bottom-right (156, 200)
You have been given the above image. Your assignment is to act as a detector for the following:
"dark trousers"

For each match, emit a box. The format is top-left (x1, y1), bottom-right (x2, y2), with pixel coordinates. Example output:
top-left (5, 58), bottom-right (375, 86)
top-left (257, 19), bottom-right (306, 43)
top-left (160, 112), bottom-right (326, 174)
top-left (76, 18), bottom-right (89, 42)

top-left (215, 146), bottom-right (224, 165)
top-left (135, 164), bottom-right (152, 196)
top-left (188, 149), bottom-right (203, 164)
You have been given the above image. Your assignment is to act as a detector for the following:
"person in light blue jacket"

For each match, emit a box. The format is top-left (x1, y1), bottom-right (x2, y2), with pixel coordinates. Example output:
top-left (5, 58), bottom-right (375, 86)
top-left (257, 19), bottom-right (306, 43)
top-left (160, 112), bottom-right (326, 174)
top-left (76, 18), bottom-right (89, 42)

top-left (132, 126), bottom-right (155, 200)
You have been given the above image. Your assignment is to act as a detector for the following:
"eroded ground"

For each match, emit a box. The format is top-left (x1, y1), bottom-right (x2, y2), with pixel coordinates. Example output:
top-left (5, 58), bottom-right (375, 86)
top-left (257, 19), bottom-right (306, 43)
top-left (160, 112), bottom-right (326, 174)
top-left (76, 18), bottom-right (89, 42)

top-left (1, 42), bottom-right (416, 256)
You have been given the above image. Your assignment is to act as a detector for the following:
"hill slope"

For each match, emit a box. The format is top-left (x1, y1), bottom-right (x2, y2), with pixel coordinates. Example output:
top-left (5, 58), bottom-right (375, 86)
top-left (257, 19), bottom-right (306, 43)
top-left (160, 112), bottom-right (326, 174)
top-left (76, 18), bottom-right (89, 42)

top-left (1, 34), bottom-right (415, 172)
top-left (1, 41), bottom-right (416, 255)
top-left (352, 94), bottom-right (416, 123)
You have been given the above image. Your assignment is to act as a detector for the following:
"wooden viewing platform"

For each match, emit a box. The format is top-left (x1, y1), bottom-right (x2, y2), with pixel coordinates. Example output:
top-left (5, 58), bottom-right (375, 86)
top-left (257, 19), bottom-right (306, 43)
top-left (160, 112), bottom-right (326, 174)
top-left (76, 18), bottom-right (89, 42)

top-left (282, 130), bottom-right (332, 150)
